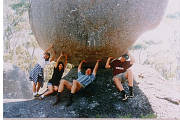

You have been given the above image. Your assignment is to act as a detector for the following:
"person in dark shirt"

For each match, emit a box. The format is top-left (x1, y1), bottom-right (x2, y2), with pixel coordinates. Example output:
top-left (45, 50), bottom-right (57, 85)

top-left (53, 59), bottom-right (101, 106)
top-left (39, 52), bottom-right (67, 99)
top-left (105, 52), bottom-right (135, 101)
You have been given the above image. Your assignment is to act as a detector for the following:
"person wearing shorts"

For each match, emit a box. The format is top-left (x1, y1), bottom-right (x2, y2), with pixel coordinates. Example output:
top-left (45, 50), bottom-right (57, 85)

top-left (29, 44), bottom-right (55, 97)
top-left (105, 52), bottom-right (135, 101)
top-left (53, 59), bottom-right (101, 106)
top-left (39, 52), bottom-right (67, 99)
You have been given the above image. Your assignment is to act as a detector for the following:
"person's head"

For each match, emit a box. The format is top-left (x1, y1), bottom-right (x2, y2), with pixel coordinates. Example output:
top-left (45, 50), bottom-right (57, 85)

top-left (85, 68), bottom-right (92, 75)
top-left (43, 52), bottom-right (50, 61)
top-left (58, 62), bottom-right (64, 71)
top-left (120, 54), bottom-right (129, 62)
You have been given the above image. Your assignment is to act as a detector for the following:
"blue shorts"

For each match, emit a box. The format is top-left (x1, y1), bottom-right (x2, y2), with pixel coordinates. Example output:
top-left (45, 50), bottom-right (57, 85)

top-left (47, 82), bottom-right (52, 86)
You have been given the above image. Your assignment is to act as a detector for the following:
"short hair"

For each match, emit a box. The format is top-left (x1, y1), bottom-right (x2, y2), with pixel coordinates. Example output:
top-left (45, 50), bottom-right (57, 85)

top-left (87, 67), bottom-right (93, 71)
top-left (44, 52), bottom-right (50, 57)
top-left (84, 67), bottom-right (93, 72)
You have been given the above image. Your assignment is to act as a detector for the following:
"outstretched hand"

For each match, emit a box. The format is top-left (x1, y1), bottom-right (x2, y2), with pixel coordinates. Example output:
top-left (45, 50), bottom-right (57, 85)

top-left (96, 59), bottom-right (102, 62)
top-left (63, 53), bottom-right (68, 57)
top-left (108, 57), bottom-right (114, 59)
top-left (60, 51), bottom-right (64, 57)
top-left (81, 60), bottom-right (87, 63)
top-left (50, 44), bottom-right (54, 48)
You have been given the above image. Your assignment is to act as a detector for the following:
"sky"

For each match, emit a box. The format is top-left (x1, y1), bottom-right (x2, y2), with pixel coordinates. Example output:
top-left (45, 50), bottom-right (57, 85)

top-left (166, 0), bottom-right (180, 14)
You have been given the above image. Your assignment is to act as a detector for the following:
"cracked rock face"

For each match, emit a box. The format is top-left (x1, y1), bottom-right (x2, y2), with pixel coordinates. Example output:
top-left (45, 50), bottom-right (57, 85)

top-left (29, 0), bottom-right (168, 66)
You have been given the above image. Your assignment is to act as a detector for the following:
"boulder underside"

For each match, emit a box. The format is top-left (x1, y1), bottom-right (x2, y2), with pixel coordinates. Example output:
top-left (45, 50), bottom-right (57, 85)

top-left (29, 0), bottom-right (168, 66)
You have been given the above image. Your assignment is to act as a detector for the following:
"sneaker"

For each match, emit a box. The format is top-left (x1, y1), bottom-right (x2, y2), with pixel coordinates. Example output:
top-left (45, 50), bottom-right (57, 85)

top-left (38, 95), bottom-right (44, 100)
top-left (34, 93), bottom-right (40, 97)
top-left (128, 86), bottom-right (134, 98)
top-left (121, 93), bottom-right (128, 101)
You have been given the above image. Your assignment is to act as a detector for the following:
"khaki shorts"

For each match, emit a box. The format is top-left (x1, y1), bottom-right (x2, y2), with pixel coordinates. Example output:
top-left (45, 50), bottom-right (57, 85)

top-left (113, 72), bottom-right (127, 83)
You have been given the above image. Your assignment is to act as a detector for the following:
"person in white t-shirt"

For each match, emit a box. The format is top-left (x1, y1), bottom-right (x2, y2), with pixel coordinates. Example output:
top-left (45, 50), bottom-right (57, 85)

top-left (29, 44), bottom-right (56, 97)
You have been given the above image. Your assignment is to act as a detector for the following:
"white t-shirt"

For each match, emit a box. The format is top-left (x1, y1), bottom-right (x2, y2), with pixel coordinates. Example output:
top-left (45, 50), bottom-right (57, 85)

top-left (37, 55), bottom-right (50, 68)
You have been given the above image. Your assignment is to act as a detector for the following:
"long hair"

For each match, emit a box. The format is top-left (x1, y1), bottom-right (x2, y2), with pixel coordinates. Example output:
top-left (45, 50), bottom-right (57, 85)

top-left (57, 62), bottom-right (65, 72)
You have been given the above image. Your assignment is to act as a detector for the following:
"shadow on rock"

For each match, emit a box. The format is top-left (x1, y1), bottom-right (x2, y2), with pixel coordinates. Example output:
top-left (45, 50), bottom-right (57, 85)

top-left (3, 63), bottom-right (32, 99)
top-left (4, 68), bottom-right (154, 118)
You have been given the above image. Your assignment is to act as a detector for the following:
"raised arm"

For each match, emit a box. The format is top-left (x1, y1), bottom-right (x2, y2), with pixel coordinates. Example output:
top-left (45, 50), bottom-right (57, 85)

top-left (44, 44), bottom-right (53, 53)
top-left (78, 60), bottom-right (86, 72)
top-left (64, 54), bottom-right (68, 68)
top-left (55, 52), bottom-right (63, 68)
top-left (93, 59), bottom-right (101, 76)
top-left (50, 46), bottom-right (56, 62)
top-left (127, 52), bottom-right (135, 65)
top-left (105, 57), bottom-right (113, 69)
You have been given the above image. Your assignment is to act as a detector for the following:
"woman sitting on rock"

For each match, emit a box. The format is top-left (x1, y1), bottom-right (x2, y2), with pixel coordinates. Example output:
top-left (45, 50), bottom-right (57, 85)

top-left (39, 52), bottom-right (67, 99)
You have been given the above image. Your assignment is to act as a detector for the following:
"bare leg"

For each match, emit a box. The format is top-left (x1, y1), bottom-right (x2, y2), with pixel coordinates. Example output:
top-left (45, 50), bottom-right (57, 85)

top-left (36, 82), bottom-right (41, 93)
top-left (76, 81), bottom-right (82, 92)
top-left (113, 77), bottom-right (124, 91)
top-left (43, 85), bottom-right (54, 96)
top-left (58, 80), bottom-right (72, 92)
top-left (53, 80), bottom-right (72, 106)
top-left (113, 77), bottom-right (128, 100)
top-left (71, 80), bottom-right (82, 94)
top-left (64, 80), bottom-right (82, 107)
top-left (33, 82), bottom-right (36, 93)
top-left (53, 86), bottom-right (59, 92)
top-left (126, 69), bottom-right (133, 87)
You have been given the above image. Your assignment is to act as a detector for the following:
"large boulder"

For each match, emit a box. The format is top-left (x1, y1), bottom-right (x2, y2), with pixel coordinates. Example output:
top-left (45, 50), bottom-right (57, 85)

top-left (29, 0), bottom-right (168, 66)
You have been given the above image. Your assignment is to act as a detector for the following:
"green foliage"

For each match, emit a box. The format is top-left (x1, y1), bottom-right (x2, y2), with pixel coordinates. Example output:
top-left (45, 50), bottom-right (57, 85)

top-left (131, 40), bottom-right (158, 50)
top-left (117, 114), bottom-right (132, 118)
top-left (140, 113), bottom-right (157, 118)
top-left (167, 12), bottom-right (180, 19)
top-left (95, 114), bottom-right (108, 118)
top-left (4, 0), bottom-right (30, 52)
top-left (95, 114), bottom-right (102, 118)
top-left (4, 0), bottom-right (39, 76)
top-left (10, 0), bottom-right (30, 15)
top-left (131, 44), bottom-right (146, 50)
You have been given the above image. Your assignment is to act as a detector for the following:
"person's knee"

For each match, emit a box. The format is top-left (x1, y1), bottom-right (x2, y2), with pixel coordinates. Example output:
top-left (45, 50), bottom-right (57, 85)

top-left (61, 79), bottom-right (66, 84)
top-left (49, 89), bottom-right (54, 93)
top-left (54, 87), bottom-right (58, 91)
top-left (33, 82), bottom-right (36, 85)
top-left (48, 86), bottom-right (53, 92)
top-left (113, 77), bottom-right (120, 82)
top-left (73, 80), bottom-right (78, 84)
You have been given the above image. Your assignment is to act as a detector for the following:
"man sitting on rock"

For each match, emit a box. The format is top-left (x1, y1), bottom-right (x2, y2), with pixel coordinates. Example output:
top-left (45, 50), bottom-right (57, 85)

top-left (105, 52), bottom-right (135, 101)
top-left (53, 59), bottom-right (101, 106)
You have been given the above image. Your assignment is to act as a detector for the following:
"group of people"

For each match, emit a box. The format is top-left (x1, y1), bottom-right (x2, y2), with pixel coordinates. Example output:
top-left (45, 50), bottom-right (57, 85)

top-left (29, 44), bottom-right (135, 106)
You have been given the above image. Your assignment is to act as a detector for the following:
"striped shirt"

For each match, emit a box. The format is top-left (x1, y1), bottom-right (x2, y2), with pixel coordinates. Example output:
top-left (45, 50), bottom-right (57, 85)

top-left (77, 71), bottom-right (95, 87)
